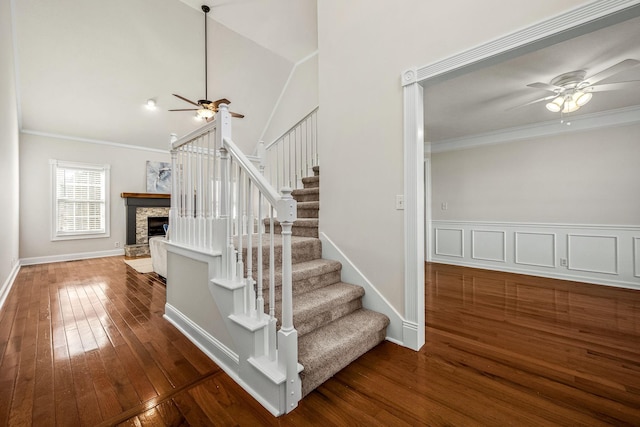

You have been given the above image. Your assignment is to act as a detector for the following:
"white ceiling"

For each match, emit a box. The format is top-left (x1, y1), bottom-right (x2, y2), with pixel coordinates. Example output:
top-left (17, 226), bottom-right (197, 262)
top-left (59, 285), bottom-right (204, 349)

top-left (424, 14), bottom-right (640, 143)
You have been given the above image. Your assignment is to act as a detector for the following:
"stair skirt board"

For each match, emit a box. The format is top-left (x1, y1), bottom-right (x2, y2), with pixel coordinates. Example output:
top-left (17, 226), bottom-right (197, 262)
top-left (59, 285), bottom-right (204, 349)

top-left (164, 303), bottom-right (286, 417)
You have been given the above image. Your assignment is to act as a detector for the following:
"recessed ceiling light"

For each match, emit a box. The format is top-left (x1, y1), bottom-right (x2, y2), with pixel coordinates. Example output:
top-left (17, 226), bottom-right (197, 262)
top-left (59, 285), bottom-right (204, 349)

top-left (146, 99), bottom-right (157, 110)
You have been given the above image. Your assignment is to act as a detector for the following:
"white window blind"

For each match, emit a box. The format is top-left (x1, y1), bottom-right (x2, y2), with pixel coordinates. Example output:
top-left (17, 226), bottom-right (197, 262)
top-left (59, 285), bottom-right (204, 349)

top-left (50, 160), bottom-right (110, 240)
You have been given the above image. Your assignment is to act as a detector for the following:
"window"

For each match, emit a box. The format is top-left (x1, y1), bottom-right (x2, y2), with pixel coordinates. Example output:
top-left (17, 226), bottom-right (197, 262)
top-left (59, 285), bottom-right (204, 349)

top-left (50, 160), bottom-right (110, 240)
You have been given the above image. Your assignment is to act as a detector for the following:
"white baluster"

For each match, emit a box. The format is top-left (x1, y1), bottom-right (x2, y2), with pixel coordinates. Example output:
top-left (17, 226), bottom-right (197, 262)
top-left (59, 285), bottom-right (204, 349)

top-left (268, 205), bottom-right (276, 361)
top-left (256, 193), bottom-right (264, 321)
top-left (196, 136), bottom-right (204, 249)
top-left (247, 182), bottom-right (255, 316)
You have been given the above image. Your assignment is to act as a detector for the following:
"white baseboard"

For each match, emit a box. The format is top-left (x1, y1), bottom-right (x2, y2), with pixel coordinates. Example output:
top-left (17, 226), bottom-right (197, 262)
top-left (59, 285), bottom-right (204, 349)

top-left (0, 261), bottom-right (21, 311)
top-left (20, 248), bottom-right (125, 266)
top-left (319, 232), bottom-right (407, 346)
top-left (431, 220), bottom-right (640, 290)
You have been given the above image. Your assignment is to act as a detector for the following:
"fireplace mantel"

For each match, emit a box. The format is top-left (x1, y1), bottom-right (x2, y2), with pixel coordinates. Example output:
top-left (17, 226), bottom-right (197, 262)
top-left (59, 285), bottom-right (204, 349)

top-left (121, 192), bottom-right (171, 246)
top-left (121, 192), bottom-right (170, 199)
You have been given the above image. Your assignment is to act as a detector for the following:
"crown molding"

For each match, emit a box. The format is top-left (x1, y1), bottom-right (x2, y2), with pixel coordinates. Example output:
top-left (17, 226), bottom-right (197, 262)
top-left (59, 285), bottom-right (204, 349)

top-left (429, 104), bottom-right (640, 153)
top-left (21, 129), bottom-right (169, 154)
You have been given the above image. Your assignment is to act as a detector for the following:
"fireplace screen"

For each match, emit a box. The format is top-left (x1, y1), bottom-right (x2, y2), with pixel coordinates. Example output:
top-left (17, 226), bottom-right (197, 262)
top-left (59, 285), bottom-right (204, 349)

top-left (147, 216), bottom-right (169, 238)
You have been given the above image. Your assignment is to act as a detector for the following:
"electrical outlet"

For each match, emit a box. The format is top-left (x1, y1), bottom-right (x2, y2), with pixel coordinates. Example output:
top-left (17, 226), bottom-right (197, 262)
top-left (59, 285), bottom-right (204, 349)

top-left (560, 258), bottom-right (567, 267)
top-left (115, 241), bottom-right (120, 248)
top-left (441, 202), bottom-right (448, 210)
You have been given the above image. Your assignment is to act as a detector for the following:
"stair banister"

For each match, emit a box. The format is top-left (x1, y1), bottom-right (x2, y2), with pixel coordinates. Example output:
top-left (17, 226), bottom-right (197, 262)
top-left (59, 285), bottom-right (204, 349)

top-left (262, 107), bottom-right (318, 190)
top-left (221, 131), bottom-right (301, 410)
top-left (168, 104), bottom-right (302, 413)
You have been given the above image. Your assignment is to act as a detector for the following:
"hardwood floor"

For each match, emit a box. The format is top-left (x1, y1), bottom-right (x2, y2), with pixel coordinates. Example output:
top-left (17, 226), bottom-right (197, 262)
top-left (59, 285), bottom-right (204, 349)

top-left (1, 259), bottom-right (639, 425)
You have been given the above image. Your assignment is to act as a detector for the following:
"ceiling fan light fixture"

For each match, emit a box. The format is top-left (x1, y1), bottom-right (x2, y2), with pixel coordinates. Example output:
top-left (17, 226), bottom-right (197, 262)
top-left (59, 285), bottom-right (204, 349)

top-left (574, 90), bottom-right (592, 107)
top-left (562, 97), bottom-right (580, 113)
top-left (545, 96), bottom-right (564, 112)
top-left (196, 108), bottom-right (215, 120)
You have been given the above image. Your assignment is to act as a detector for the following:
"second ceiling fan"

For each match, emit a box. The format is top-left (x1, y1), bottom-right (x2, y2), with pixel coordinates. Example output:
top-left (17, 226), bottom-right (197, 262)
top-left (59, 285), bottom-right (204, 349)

top-left (169, 5), bottom-right (244, 121)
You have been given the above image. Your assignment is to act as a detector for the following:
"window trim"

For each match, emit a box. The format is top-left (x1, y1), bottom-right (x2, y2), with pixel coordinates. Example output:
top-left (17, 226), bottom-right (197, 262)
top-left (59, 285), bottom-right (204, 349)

top-left (50, 159), bottom-right (111, 241)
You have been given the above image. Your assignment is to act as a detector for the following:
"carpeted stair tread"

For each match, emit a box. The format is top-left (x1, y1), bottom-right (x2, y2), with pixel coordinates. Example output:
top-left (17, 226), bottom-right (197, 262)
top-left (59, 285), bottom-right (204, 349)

top-left (275, 282), bottom-right (364, 337)
top-left (312, 166), bottom-right (320, 176)
top-left (297, 201), bottom-right (319, 209)
top-left (265, 218), bottom-right (319, 238)
top-left (237, 234), bottom-right (322, 267)
top-left (297, 201), bottom-right (319, 218)
top-left (292, 187), bottom-right (319, 202)
top-left (264, 218), bottom-right (319, 228)
top-left (301, 176), bottom-right (319, 188)
top-left (298, 308), bottom-right (390, 396)
top-left (261, 259), bottom-right (342, 298)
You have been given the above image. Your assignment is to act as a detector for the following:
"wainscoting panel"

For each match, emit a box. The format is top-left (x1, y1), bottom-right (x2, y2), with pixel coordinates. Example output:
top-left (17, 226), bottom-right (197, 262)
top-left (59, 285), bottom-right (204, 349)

top-left (471, 230), bottom-right (506, 262)
top-left (515, 232), bottom-right (556, 268)
top-left (435, 228), bottom-right (464, 258)
top-left (567, 234), bottom-right (618, 275)
top-left (431, 221), bottom-right (640, 290)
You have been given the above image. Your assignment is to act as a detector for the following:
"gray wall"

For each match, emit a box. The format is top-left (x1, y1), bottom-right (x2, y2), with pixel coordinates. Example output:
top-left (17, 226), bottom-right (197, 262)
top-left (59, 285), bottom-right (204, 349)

top-left (19, 133), bottom-right (170, 261)
top-left (432, 124), bottom-right (640, 225)
top-left (0, 0), bottom-right (20, 301)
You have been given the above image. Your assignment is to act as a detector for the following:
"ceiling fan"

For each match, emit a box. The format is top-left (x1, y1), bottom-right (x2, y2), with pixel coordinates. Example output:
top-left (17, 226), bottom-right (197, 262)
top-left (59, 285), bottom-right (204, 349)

top-left (517, 58), bottom-right (640, 113)
top-left (169, 5), bottom-right (244, 121)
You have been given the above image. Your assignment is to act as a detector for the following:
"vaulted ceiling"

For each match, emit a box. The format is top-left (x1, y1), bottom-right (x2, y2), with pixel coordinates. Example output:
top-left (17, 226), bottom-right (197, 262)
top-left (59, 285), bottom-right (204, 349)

top-left (13, 0), bottom-right (317, 152)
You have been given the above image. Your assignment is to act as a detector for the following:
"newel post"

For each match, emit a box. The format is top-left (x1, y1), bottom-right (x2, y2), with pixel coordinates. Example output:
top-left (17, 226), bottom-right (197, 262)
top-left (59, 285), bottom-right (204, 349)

top-left (276, 187), bottom-right (301, 411)
top-left (215, 104), bottom-right (234, 279)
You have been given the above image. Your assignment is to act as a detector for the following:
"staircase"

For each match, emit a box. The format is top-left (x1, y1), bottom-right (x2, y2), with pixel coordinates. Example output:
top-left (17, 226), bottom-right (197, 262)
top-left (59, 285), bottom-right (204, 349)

top-left (166, 107), bottom-right (390, 413)
top-left (266, 166), bottom-right (390, 396)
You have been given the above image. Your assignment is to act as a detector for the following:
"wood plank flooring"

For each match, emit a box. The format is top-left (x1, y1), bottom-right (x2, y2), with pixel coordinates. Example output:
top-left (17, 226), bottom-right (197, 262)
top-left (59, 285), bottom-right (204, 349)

top-left (1, 258), bottom-right (639, 425)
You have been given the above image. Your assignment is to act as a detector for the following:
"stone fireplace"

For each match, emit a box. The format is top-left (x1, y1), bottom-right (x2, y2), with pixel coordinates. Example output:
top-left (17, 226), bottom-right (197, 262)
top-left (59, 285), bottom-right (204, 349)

top-left (121, 193), bottom-right (170, 256)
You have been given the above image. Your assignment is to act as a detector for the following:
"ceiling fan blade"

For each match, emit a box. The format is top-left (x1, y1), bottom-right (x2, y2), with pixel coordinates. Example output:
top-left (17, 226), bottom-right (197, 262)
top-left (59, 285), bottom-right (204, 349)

top-left (527, 82), bottom-right (563, 93)
top-left (588, 80), bottom-right (640, 92)
top-left (506, 94), bottom-right (557, 111)
top-left (173, 94), bottom-right (200, 107)
top-left (213, 98), bottom-right (231, 108)
top-left (230, 111), bottom-right (245, 118)
top-left (169, 108), bottom-right (198, 111)
top-left (585, 59), bottom-right (640, 85)
top-left (505, 95), bottom-right (557, 111)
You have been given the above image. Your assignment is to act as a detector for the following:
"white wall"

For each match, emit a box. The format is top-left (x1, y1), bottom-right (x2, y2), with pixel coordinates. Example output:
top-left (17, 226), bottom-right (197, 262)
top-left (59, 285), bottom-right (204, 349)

top-left (432, 124), bottom-right (640, 224)
top-left (19, 133), bottom-right (170, 262)
top-left (316, 0), bottom-right (588, 316)
top-left (0, 0), bottom-right (21, 304)
top-left (261, 53), bottom-right (319, 146)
